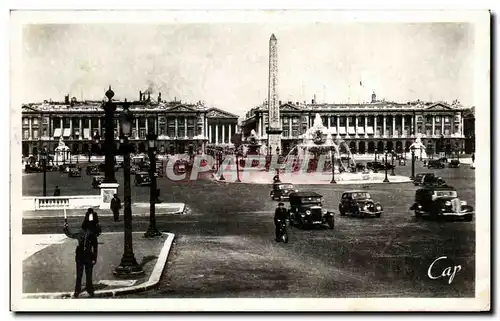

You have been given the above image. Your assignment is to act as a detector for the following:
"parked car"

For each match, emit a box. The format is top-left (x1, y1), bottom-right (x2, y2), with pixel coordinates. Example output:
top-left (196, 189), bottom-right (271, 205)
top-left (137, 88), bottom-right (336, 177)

top-left (413, 173), bottom-right (445, 186)
top-left (287, 192), bottom-right (335, 229)
top-left (92, 175), bottom-right (105, 188)
top-left (338, 190), bottom-right (384, 218)
top-left (427, 159), bottom-right (445, 169)
top-left (60, 163), bottom-right (77, 173)
top-left (366, 161), bottom-right (394, 171)
top-left (134, 172), bottom-right (151, 186)
top-left (86, 165), bottom-right (101, 175)
top-left (448, 160), bottom-right (460, 168)
top-left (270, 182), bottom-right (298, 201)
top-left (68, 167), bottom-right (82, 177)
top-left (410, 185), bottom-right (474, 221)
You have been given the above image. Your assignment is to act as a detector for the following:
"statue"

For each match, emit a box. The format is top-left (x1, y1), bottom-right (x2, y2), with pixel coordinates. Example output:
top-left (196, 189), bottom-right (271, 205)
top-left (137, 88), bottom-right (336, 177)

top-left (58, 135), bottom-right (66, 147)
top-left (409, 134), bottom-right (427, 159)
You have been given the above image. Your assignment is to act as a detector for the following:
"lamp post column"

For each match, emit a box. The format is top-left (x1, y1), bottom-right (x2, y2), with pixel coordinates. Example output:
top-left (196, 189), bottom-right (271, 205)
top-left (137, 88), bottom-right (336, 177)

top-left (391, 151), bottom-right (396, 176)
top-left (145, 133), bottom-right (162, 238)
top-left (103, 86), bottom-right (117, 184)
top-left (411, 148), bottom-right (416, 180)
top-left (383, 152), bottom-right (390, 183)
top-left (330, 148), bottom-right (336, 184)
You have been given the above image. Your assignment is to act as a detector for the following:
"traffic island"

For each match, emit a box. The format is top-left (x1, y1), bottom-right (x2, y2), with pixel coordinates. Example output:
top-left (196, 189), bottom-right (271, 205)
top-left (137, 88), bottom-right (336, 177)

top-left (22, 232), bottom-right (175, 299)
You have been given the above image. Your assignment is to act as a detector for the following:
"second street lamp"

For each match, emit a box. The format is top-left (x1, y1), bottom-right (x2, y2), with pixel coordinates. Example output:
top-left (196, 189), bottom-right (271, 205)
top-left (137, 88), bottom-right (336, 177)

top-left (391, 150), bottom-right (396, 176)
top-left (114, 101), bottom-right (144, 277)
top-left (145, 132), bottom-right (162, 238)
top-left (40, 148), bottom-right (47, 196)
top-left (410, 146), bottom-right (416, 180)
top-left (383, 150), bottom-right (390, 183)
top-left (330, 147), bottom-right (336, 184)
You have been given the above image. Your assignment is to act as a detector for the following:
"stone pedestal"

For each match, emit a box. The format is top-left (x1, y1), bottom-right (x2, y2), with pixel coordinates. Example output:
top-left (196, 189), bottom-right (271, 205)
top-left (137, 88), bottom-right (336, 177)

top-left (99, 183), bottom-right (119, 210)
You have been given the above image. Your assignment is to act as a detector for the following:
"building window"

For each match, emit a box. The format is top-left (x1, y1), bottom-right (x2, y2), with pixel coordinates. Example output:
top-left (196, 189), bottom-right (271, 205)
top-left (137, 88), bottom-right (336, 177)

top-left (159, 117), bottom-right (166, 124)
top-left (292, 117), bottom-right (298, 124)
top-left (435, 116), bottom-right (440, 122)
top-left (33, 130), bottom-right (38, 139)
top-left (282, 129), bottom-right (289, 137)
top-left (23, 118), bottom-right (29, 125)
top-left (445, 116), bottom-right (450, 123)
top-left (23, 129), bottom-right (29, 139)
top-left (33, 118), bottom-right (39, 125)
top-left (283, 118), bottom-right (289, 124)
top-left (292, 129), bottom-right (298, 137)
top-left (139, 128), bottom-right (146, 139)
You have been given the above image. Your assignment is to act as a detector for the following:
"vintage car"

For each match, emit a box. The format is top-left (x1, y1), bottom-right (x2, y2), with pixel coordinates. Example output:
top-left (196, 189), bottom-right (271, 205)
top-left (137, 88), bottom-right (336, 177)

top-left (134, 172), bottom-right (151, 186)
top-left (448, 160), bottom-right (460, 168)
top-left (68, 167), bottom-right (82, 177)
top-left (287, 192), bottom-right (335, 229)
top-left (60, 163), bottom-right (78, 173)
top-left (92, 175), bottom-right (105, 188)
top-left (427, 159), bottom-right (446, 169)
top-left (366, 161), bottom-right (395, 172)
top-left (86, 165), bottom-right (101, 175)
top-left (413, 173), bottom-right (445, 186)
top-left (410, 185), bottom-right (474, 221)
top-left (270, 182), bottom-right (298, 201)
top-left (338, 190), bottom-right (384, 218)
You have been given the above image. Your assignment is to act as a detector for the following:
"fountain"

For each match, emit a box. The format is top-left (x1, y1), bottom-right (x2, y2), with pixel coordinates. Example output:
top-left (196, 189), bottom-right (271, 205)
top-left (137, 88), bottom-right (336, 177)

top-left (284, 113), bottom-right (356, 173)
top-left (409, 134), bottom-right (427, 159)
top-left (211, 113), bottom-right (412, 185)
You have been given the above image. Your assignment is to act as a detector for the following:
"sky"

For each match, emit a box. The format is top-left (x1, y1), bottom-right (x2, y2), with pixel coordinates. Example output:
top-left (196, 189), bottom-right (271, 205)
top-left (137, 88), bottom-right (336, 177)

top-left (21, 23), bottom-right (475, 117)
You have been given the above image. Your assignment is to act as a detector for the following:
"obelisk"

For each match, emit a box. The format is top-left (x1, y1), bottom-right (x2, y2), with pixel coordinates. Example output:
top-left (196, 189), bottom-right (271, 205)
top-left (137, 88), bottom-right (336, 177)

top-left (266, 33), bottom-right (282, 155)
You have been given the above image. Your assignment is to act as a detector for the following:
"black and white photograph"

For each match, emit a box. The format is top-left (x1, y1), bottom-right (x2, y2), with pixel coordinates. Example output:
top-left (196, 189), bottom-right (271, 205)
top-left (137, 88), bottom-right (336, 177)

top-left (9, 9), bottom-right (490, 311)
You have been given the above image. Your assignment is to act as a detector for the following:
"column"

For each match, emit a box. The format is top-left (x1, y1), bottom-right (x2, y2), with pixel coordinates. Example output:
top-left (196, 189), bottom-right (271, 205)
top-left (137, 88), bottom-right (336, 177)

top-left (364, 115), bottom-right (368, 138)
top-left (327, 116), bottom-right (331, 129)
top-left (346, 116), bottom-right (350, 137)
top-left (98, 118), bottom-right (102, 137)
top-left (49, 117), bottom-right (53, 139)
top-left (155, 116), bottom-right (158, 134)
top-left (184, 117), bottom-right (188, 138)
top-left (235, 124), bottom-right (239, 134)
top-left (28, 118), bottom-right (32, 140)
top-left (201, 115), bottom-right (205, 137)
top-left (79, 118), bottom-right (83, 140)
top-left (221, 124), bottom-right (225, 144)
top-left (289, 118), bottom-right (292, 137)
top-left (135, 118), bottom-right (139, 139)
top-left (336, 116), bottom-right (340, 138)
top-left (432, 116), bottom-right (435, 137)
top-left (306, 115), bottom-right (310, 130)
top-left (215, 124), bottom-right (219, 144)
top-left (461, 117), bottom-right (464, 137)
top-left (383, 115), bottom-right (387, 137)
top-left (392, 115), bottom-right (396, 137)
top-left (441, 116), bottom-right (445, 136)
top-left (401, 116), bottom-right (405, 137)
top-left (208, 124), bottom-right (212, 143)
top-left (228, 124), bottom-right (232, 142)
top-left (174, 117), bottom-right (178, 137)
top-left (256, 117), bottom-right (260, 137)
top-left (411, 115), bottom-right (414, 137)
top-left (145, 117), bottom-right (149, 136)
top-left (355, 116), bottom-right (359, 137)
top-left (69, 117), bottom-right (73, 139)
top-left (374, 116), bottom-right (378, 137)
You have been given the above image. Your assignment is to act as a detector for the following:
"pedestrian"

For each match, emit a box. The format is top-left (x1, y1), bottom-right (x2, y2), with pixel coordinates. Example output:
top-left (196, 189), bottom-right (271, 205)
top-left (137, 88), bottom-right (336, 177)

top-left (82, 208), bottom-right (101, 236)
top-left (64, 216), bottom-right (99, 298)
top-left (472, 153), bottom-right (475, 163)
top-left (53, 185), bottom-right (61, 196)
top-left (274, 202), bottom-right (288, 242)
top-left (110, 194), bottom-right (122, 222)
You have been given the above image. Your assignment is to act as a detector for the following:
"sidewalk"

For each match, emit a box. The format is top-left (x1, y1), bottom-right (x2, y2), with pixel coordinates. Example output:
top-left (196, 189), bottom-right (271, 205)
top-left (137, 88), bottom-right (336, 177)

top-left (22, 232), bottom-right (175, 299)
top-left (23, 202), bottom-right (186, 219)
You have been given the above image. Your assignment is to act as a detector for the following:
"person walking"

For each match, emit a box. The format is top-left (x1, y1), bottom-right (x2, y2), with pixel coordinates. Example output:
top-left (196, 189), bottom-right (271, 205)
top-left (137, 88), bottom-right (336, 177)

top-left (110, 194), bottom-right (122, 222)
top-left (64, 217), bottom-right (99, 298)
top-left (53, 185), bottom-right (61, 196)
top-left (274, 202), bottom-right (288, 242)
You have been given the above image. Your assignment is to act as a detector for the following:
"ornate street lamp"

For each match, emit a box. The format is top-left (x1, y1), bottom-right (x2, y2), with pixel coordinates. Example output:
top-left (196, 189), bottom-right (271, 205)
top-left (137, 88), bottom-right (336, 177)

top-left (145, 132), bottom-right (162, 238)
top-left (391, 150), bottom-right (396, 176)
top-left (330, 147), bottom-right (336, 184)
top-left (102, 86), bottom-right (117, 184)
top-left (383, 149), bottom-right (390, 183)
top-left (410, 146), bottom-right (416, 180)
top-left (235, 147), bottom-right (241, 183)
top-left (275, 146), bottom-right (281, 183)
top-left (40, 148), bottom-right (47, 196)
top-left (114, 100), bottom-right (144, 277)
top-left (219, 150), bottom-right (226, 181)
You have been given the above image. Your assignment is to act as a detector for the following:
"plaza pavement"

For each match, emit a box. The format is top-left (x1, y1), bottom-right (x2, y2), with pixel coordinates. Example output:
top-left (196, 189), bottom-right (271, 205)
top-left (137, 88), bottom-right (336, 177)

top-left (22, 232), bottom-right (175, 299)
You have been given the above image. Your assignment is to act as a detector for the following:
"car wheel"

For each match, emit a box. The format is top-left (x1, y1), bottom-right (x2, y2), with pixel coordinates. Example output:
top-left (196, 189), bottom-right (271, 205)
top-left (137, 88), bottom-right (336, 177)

top-left (375, 213), bottom-right (381, 218)
top-left (281, 232), bottom-right (289, 243)
top-left (339, 205), bottom-right (346, 216)
top-left (464, 214), bottom-right (473, 222)
top-left (327, 217), bottom-right (334, 229)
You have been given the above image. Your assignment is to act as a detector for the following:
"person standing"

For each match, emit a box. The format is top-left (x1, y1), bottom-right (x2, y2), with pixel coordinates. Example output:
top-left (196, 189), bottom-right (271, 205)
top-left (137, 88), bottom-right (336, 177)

top-left (64, 219), bottom-right (98, 298)
top-left (110, 194), bottom-right (122, 222)
top-left (53, 185), bottom-right (61, 196)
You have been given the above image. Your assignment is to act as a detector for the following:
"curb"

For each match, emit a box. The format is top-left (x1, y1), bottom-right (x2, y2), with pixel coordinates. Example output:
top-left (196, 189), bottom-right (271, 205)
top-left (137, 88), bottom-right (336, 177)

top-left (22, 232), bottom-right (175, 299)
top-left (209, 176), bottom-right (413, 185)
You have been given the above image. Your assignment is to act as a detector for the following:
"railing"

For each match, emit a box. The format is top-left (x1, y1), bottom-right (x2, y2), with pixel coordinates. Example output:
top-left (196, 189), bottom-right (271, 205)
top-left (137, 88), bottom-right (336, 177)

top-left (23, 196), bottom-right (101, 211)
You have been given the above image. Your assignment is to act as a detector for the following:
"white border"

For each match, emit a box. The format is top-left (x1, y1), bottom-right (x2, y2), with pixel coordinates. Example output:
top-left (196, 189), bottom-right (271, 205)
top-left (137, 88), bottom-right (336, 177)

top-left (9, 9), bottom-right (491, 312)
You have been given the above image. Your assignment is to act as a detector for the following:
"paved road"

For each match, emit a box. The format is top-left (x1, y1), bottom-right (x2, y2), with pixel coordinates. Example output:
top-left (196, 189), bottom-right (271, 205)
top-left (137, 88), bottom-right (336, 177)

top-left (22, 161), bottom-right (475, 297)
